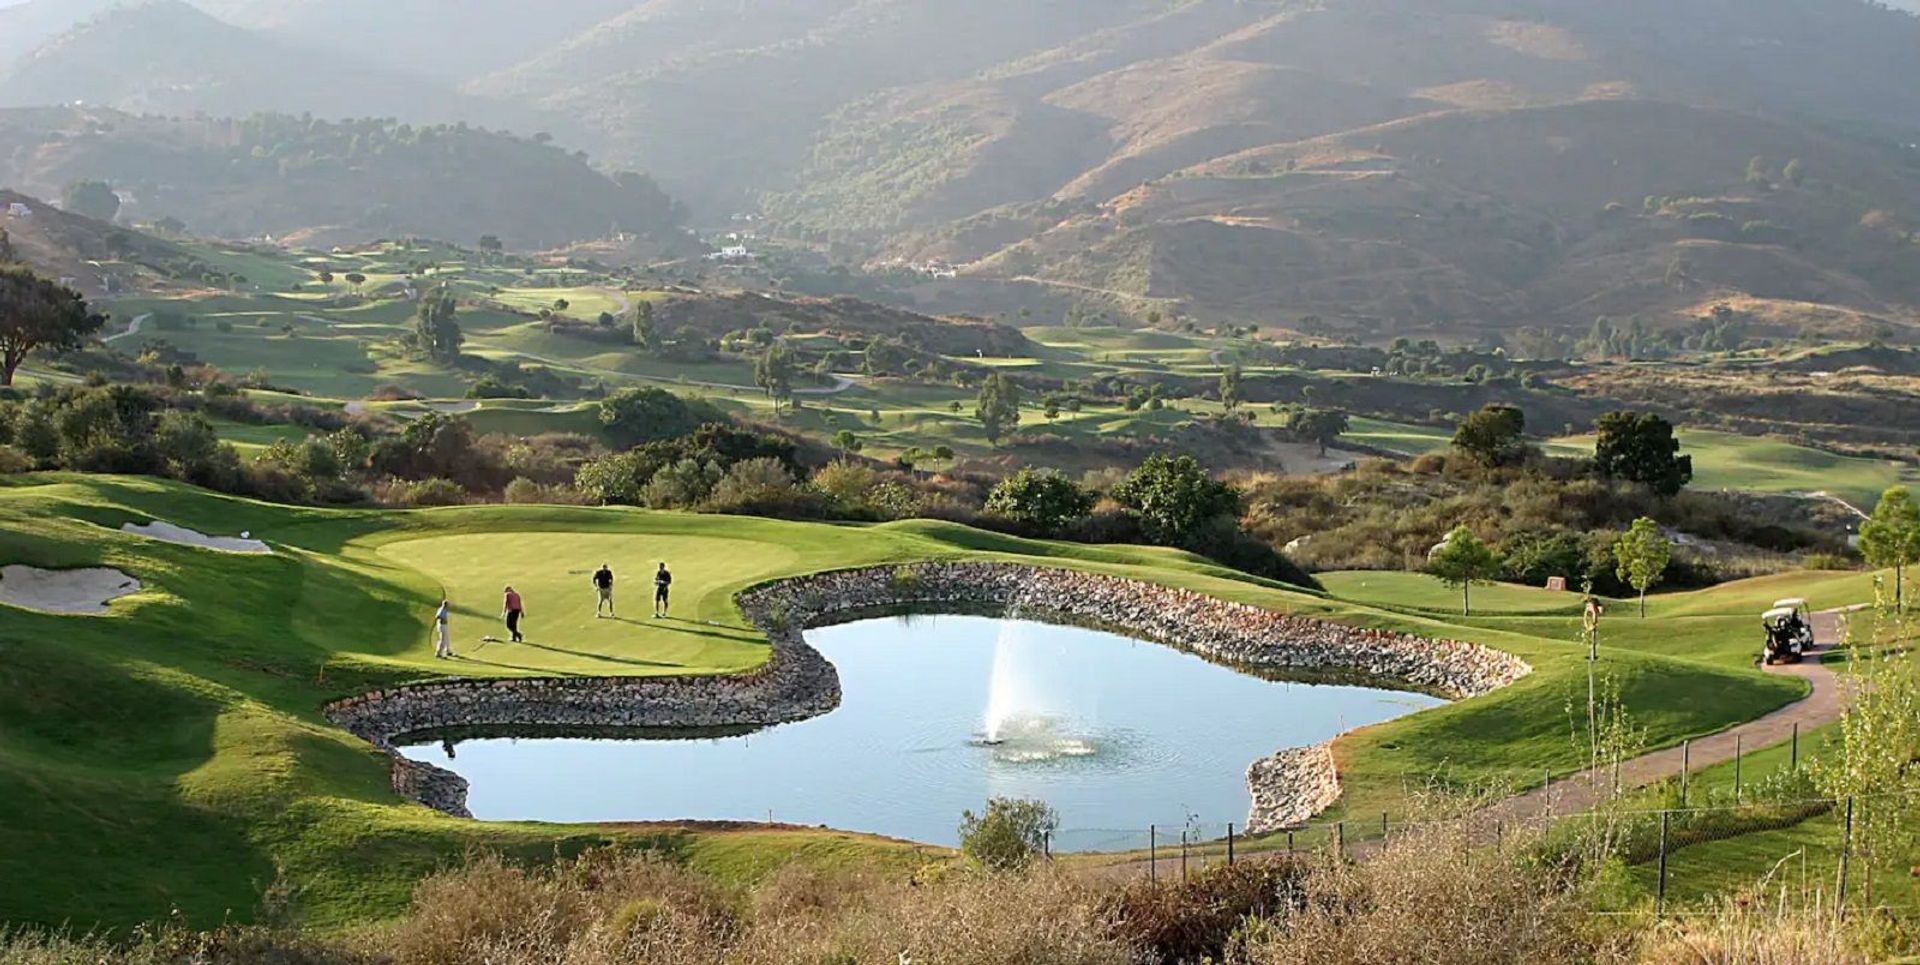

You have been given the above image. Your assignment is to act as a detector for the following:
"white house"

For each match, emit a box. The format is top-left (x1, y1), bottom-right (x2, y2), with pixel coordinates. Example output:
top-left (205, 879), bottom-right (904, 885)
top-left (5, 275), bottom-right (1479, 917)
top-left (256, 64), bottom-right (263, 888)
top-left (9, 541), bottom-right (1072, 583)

top-left (5, 202), bottom-right (31, 218)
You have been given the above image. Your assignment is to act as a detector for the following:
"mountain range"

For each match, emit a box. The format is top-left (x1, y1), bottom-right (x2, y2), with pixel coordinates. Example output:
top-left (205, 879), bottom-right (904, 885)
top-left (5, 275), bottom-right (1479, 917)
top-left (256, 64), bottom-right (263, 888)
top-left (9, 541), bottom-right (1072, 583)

top-left (2, 0), bottom-right (1918, 336)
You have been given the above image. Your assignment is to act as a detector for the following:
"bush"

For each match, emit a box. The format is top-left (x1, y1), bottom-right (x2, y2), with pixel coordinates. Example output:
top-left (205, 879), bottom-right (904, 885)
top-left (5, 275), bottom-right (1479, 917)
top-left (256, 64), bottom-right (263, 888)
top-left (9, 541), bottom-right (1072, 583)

top-left (1108, 862), bottom-right (1305, 964)
top-left (0, 444), bottom-right (31, 474)
top-left (984, 467), bottom-right (1095, 534)
top-left (958, 797), bottom-right (1058, 872)
top-left (703, 457), bottom-right (827, 518)
top-left (402, 478), bottom-right (467, 507)
top-left (642, 458), bottom-right (722, 509)
top-left (503, 477), bottom-right (543, 504)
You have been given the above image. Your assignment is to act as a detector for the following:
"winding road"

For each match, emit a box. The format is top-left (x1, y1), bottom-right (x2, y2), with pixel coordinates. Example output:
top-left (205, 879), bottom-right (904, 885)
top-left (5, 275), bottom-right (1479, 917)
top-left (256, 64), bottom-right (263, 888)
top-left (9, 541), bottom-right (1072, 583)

top-left (101, 313), bottom-right (152, 345)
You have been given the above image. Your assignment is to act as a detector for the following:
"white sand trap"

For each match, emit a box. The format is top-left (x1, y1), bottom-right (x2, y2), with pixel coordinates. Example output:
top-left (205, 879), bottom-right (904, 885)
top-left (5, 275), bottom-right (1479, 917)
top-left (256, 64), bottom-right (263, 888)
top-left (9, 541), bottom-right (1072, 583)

top-left (122, 521), bottom-right (272, 554)
top-left (0, 566), bottom-right (142, 615)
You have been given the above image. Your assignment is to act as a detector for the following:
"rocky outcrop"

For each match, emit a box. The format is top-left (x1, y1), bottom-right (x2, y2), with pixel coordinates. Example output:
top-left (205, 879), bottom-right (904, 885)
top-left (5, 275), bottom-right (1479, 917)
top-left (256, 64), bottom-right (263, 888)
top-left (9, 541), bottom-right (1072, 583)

top-left (327, 562), bottom-right (1531, 829)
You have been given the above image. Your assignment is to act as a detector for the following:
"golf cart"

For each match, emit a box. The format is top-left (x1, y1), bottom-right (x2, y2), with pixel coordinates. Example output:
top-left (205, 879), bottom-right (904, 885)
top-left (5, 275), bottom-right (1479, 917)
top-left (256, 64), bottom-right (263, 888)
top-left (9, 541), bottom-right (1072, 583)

top-left (1761, 598), bottom-right (1814, 665)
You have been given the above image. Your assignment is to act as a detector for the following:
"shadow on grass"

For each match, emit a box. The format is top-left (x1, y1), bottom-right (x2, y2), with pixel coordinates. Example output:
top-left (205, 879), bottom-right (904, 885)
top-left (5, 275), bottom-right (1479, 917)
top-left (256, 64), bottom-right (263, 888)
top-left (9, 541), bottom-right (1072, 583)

top-left (509, 639), bottom-right (685, 670)
top-left (612, 616), bottom-right (762, 645)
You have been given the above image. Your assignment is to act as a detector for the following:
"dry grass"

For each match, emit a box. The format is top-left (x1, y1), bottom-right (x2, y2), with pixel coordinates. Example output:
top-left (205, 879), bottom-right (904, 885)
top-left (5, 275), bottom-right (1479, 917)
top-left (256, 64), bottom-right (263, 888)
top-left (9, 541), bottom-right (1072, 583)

top-left (2, 834), bottom-right (1891, 965)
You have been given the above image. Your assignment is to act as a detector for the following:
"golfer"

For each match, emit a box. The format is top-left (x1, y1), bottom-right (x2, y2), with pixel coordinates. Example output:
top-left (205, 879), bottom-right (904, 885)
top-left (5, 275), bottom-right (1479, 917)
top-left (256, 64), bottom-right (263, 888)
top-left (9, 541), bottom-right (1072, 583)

top-left (593, 564), bottom-right (616, 618)
top-left (653, 562), bottom-right (673, 618)
top-left (503, 586), bottom-right (525, 642)
top-left (433, 599), bottom-right (453, 659)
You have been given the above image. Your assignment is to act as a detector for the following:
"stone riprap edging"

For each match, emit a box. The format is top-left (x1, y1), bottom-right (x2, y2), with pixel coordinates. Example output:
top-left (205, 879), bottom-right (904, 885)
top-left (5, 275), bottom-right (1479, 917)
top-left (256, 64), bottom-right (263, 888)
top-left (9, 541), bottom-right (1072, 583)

top-left (326, 562), bottom-right (1529, 833)
top-left (1247, 746), bottom-right (1341, 834)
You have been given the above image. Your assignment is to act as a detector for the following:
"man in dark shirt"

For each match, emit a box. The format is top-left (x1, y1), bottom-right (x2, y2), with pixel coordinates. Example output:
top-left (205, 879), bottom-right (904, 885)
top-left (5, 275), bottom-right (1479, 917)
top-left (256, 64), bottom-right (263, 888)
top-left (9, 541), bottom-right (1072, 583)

top-left (593, 564), bottom-right (615, 618)
top-left (653, 562), bottom-right (673, 619)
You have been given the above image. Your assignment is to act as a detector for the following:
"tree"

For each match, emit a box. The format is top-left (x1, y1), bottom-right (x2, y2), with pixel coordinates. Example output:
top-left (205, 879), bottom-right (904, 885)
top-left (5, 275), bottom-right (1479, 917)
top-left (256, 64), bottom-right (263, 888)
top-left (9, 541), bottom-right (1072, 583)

top-left (1284, 407), bottom-right (1350, 457)
top-left (1112, 453), bottom-right (1240, 545)
top-left (975, 373), bottom-right (1022, 446)
top-left (830, 429), bottom-right (863, 454)
top-left (413, 288), bottom-right (463, 362)
top-left (754, 344), bottom-right (795, 413)
top-left (344, 272), bottom-right (367, 291)
top-left (0, 266), bottom-right (106, 386)
top-left (1219, 364), bottom-right (1244, 411)
top-left (958, 797), bottom-right (1058, 872)
top-left (62, 180), bottom-right (120, 222)
top-left (597, 387), bottom-right (704, 449)
top-left (1782, 157), bottom-right (1806, 187)
top-left (630, 301), bottom-right (657, 351)
top-left (1592, 411), bottom-right (1693, 496)
top-left (1612, 517), bottom-right (1672, 617)
top-left (1427, 525), bottom-right (1501, 616)
top-left (985, 468), bottom-right (1095, 534)
top-left (1452, 404), bottom-right (1527, 465)
top-left (1860, 487), bottom-right (1920, 611)
top-left (477, 234), bottom-right (504, 259)
top-left (0, 227), bottom-right (15, 264)
top-left (1745, 155), bottom-right (1772, 188)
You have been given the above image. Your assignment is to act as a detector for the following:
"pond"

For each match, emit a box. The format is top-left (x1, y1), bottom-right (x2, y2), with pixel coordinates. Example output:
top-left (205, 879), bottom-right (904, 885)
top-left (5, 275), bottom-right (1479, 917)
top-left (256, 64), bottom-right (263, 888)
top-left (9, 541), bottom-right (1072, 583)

top-left (399, 615), bottom-right (1444, 850)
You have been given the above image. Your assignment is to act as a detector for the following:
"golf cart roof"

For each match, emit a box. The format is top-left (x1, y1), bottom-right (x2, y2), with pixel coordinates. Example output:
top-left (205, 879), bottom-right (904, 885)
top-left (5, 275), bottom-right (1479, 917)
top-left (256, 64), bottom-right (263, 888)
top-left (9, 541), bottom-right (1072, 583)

top-left (1763, 607), bottom-right (1797, 621)
top-left (1772, 598), bottom-right (1809, 609)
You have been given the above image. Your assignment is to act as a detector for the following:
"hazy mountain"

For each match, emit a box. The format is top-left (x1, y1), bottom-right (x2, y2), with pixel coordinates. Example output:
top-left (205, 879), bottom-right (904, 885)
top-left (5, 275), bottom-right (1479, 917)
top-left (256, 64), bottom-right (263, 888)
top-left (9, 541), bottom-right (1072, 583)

top-left (0, 0), bottom-right (123, 65)
top-left (191, 0), bottom-right (637, 83)
top-left (0, 0), bottom-right (546, 132)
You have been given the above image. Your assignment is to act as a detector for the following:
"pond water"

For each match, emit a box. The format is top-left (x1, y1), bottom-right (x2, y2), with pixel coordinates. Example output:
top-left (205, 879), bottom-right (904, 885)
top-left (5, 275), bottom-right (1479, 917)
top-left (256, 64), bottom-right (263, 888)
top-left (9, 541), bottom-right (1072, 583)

top-left (399, 615), bottom-right (1443, 850)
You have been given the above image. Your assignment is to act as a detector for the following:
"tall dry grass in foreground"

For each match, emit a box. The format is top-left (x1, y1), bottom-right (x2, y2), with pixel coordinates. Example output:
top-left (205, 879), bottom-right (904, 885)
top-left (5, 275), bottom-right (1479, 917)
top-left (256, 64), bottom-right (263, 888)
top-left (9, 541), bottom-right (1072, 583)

top-left (1, 826), bottom-right (1886, 965)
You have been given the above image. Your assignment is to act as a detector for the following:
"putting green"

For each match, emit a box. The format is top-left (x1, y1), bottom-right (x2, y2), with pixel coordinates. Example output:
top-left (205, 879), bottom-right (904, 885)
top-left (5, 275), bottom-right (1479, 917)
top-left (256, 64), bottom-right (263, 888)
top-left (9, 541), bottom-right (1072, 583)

top-left (379, 532), bottom-right (796, 675)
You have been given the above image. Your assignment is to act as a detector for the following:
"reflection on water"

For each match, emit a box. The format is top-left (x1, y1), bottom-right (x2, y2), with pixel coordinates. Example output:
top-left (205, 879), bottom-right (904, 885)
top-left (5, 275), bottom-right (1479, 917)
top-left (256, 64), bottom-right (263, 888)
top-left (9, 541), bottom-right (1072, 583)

top-left (399, 615), bottom-right (1443, 849)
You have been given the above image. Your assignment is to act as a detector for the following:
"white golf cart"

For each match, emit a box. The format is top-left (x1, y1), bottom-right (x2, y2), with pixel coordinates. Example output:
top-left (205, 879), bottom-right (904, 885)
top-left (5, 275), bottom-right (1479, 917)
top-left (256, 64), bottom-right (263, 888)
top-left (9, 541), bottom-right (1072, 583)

top-left (1761, 598), bottom-right (1814, 665)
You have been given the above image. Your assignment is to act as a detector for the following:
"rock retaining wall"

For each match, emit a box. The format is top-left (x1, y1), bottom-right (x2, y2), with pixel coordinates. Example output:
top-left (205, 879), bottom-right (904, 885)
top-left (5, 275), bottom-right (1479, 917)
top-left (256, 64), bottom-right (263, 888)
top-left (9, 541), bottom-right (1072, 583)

top-left (326, 562), bottom-right (1530, 830)
top-left (1246, 745), bottom-right (1341, 834)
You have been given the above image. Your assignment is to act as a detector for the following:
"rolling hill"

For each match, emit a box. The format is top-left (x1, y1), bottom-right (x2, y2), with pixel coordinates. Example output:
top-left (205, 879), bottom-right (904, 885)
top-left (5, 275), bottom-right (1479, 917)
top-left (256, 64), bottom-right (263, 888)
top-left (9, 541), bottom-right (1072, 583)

top-left (0, 107), bottom-right (695, 250)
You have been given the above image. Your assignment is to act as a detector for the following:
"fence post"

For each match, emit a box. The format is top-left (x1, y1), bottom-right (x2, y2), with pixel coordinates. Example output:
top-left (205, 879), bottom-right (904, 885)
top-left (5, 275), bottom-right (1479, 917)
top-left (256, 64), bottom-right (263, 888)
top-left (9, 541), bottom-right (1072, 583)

top-left (1494, 821), bottom-right (1503, 852)
top-left (1336, 822), bottom-right (1346, 860)
top-left (1791, 723), bottom-right (1799, 772)
top-left (1838, 798), bottom-right (1853, 919)
top-left (1544, 767), bottom-right (1551, 793)
top-left (1043, 831), bottom-right (1051, 860)
top-left (1287, 830), bottom-right (1295, 855)
top-left (1180, 830), bottom-right (1189, 880)
top-left (1381, 811), bottom-right (1389, 841)
top-left (1734, 734), bottom-right (1743, 803)
top-left (1227, 823), bottom-right (1236, 866)
top-left (1149, 825), bottom-right (1157, 883)
top-left (1681, 739), bottom-right (1690, 806)
top-left (1656, 810), bottom-right (1670, 918)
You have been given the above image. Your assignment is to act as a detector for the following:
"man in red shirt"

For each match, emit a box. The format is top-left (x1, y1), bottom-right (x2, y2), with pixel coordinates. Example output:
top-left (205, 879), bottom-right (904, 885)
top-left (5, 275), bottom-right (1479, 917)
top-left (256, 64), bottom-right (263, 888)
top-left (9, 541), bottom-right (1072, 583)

top-left (503, 586), bottom-right (525, 642)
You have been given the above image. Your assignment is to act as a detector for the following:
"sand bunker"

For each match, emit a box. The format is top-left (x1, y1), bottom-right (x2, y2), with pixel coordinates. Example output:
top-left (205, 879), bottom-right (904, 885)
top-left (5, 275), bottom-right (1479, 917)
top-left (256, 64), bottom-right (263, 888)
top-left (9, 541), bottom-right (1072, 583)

top-left (0, 566), bottom-right (142, 615)
top-left (122, 521), bottom-right (272, 554)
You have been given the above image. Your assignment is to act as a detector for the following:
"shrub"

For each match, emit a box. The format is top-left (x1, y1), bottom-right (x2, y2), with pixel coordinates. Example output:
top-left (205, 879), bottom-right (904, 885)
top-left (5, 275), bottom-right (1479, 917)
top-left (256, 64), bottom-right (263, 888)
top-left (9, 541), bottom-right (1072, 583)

top-left (1801, 552), bottom-right (1855, 571)
top-left (641, 458), bottom-right (722, 509)
top-left (810, 458), bottom-right (878, 511)
top-left (703, 457), bottom-right (826, 518)
top-left (402, 478), bottom-right (467, 507)
top-left (1108, 862), bottom-right (1305, 964)
top-left (503, 477), bottom-right (543, 504)
top-left (958, 797), bottom-right (1058, 872)
top-left (0, 444), bottom-right (30, 474)
top-left (984, 467), bottom-right (1095, 534)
